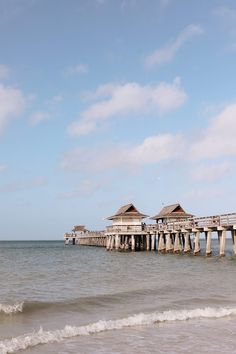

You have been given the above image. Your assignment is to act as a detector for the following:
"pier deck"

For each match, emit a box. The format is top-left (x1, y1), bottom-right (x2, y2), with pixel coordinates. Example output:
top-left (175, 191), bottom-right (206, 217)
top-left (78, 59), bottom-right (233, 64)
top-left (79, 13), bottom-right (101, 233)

top-left (64, 212), bottom-right (236, 256)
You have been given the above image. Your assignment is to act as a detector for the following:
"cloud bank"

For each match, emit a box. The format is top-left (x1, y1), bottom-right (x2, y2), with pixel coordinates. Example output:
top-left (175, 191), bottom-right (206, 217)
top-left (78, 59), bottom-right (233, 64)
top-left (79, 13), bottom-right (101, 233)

top-left (68, 78), bottom-right (187, 136)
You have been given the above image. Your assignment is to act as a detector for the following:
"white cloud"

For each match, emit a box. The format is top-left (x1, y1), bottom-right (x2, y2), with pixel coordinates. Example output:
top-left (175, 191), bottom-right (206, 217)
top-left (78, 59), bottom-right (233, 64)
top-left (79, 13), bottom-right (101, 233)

top-left (214, 7), bottom-right (236, 25)
top-left (185, 187), bottom-right (225, 201)
top-left (0, 176), bottom-right (47, 193)
top-left (159, 0), bottom-right (171, 8)
top-left (191, 103), bottom-right (236, 159)
top-left (67, 78), bottom-right (187, 136)
top-left (29, 111), bottom-right (51, 126)
top-left (144, 24), bottom-right (203, 68)
top-left (190, 162), bottom-right (232, 181)
top-left (0, 84), bottom-right (26, 135)
top-left (213, 7), bottom-right (236, 51)
top-left (0, 164), bottom-right (7, 173)
top-left (0, 64), bottom-right (10, 80)
top-left (45, 95), bottom-right (63, 105)
top-left (58, 179), bottom-right (102, 199)
top-left (61, 133), bottom-right (184, 172)
top-left (65, 64), bottom-right (89, 76)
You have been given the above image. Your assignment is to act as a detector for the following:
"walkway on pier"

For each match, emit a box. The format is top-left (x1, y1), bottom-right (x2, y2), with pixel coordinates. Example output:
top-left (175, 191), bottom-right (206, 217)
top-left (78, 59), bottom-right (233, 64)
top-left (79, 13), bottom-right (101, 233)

top-left (65, 212), bottom-right (236, 256)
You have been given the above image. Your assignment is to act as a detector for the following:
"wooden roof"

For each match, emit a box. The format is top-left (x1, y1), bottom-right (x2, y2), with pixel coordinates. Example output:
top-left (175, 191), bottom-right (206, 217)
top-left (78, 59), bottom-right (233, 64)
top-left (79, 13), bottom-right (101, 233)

top-left (72, 225), bottom-right (85, 232)
top-left (150, 203), bottom-right (193, 220)
top-left (107, 203), bottom-right (148, 220)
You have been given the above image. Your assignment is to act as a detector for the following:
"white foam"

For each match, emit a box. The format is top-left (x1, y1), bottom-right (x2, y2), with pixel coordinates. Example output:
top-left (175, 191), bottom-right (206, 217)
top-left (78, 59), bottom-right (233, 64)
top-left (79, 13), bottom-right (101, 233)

top-left (0, 302), bottom-right (24, 315)
top-left (0, 306), bottom-right (236, 353)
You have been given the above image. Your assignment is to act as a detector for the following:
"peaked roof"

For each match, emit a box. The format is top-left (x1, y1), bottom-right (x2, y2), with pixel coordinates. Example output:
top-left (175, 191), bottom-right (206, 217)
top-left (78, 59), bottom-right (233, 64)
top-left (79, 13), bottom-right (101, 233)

top-left (107, 203), bottom-right (148, 220)
top-left (150, 203), bottom-right (193, 220)
top-left (72, 225), bottom-right (85, 232)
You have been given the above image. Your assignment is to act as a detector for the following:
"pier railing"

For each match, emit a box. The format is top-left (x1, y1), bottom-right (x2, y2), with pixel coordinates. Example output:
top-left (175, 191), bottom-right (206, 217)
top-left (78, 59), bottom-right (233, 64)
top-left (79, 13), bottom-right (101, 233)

top-left (106, 225), bottom-right (144, 233)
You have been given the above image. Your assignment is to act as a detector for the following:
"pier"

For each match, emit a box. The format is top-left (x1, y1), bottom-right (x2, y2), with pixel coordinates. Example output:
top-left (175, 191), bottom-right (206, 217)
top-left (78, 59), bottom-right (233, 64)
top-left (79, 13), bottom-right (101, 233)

top-left (64, 203), bottom-right (236, 257)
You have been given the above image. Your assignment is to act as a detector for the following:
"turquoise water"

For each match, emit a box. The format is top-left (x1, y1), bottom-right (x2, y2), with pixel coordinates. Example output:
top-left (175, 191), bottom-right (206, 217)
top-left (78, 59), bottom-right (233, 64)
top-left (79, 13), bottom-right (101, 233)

top-left (0, 241), bottom-right (236, 353)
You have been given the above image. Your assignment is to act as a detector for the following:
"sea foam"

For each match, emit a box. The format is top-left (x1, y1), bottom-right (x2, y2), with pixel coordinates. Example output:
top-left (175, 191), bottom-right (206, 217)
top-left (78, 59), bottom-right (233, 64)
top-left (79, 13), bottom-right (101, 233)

top-left (0, 303), bottom-right (24, 315)
top-left (0, 306), bottom-right (236, 353)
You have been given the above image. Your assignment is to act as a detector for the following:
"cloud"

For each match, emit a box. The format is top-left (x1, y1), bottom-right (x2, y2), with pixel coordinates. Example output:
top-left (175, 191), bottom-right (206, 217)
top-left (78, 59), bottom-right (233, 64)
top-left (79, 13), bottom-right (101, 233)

top-left (213, 7), bottom-right (236, 25)
top-left (65, 64), bottom-right (89, 76)
top-left (58, 179), bottom-right (102, 199)
top-left (213, 7), bottom-right (236, 50)
top-left (0, 64), bottom-right (10, 80)
top-left (0, 164), bottom-right (7, 173)
top-left (61, 133), bottom-right (185, 172)
top-left (0, 84), bottom-right (26, 135)
top-left (190, 162), bottom-right (232, 181)
top-left (29, 111), bottom-right (51, 126)
top-left (144, 24), bottom-right (203, 68)
top-left (185, 187), bottom-right (225, 201)
top-left (191, 103), bottom-right (236, 159)
top-left (159, 0), bottom-right (171, 8)
top-left (67, 78), bottom-right (187, 136)
top-left (0, 176), bottom-right (47, 193)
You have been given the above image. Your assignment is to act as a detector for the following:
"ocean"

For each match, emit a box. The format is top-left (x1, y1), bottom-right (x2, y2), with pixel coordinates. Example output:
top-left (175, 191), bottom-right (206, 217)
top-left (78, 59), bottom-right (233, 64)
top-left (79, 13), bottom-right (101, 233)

top-left (0, 240), bottom-right (236, 354)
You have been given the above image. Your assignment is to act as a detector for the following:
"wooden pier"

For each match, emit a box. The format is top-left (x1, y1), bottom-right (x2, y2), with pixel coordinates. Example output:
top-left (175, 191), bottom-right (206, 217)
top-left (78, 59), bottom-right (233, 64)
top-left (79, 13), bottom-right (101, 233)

top-left (64, 204), bottom-right (236, 257)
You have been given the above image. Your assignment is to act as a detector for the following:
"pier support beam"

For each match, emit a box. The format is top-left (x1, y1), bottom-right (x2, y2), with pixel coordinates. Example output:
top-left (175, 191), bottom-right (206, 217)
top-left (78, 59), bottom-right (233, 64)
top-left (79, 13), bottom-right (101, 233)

top-left (158, 232), bottom-right (165, 252)
top-left (110, 235), bottom-right (115, 250)
top-left (205, 230), bottom-right (212, 256)
top-left (193, 231), bottom-right (201, 255)
top-left (115, 234), bottom-right (120, 250)
top-left (184, 232), bottom-right (191, 253)
top-left (131, 235), bottom-right (135, 251)
top-left (155, 233), bottom-right (159, 250)
top-left (166, 233), bottom-right (173, 253)
top-left (146, 234), bottom-right (150, 251)
top-left (151, 233), bottom-right (156, 251)
top-left (106, 236), bottom-right (111, 250)
top-left (231, 229), bottom-right (236, 255)
top-left (219, 230), bottom-right (226, 257)
top-left (174, 232), bottom-right (181, 253)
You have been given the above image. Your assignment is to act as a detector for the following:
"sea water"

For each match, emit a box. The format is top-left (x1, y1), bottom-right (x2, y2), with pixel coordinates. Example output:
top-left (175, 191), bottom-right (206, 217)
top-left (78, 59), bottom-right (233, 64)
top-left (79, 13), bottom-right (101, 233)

top-left (0, 240), bottom-right (236, 353)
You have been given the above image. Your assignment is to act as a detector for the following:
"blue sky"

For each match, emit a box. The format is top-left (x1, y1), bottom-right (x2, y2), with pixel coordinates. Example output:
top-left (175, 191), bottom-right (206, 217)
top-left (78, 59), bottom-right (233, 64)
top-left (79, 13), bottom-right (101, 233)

top-left (1, 0), bottom-right (236, 240)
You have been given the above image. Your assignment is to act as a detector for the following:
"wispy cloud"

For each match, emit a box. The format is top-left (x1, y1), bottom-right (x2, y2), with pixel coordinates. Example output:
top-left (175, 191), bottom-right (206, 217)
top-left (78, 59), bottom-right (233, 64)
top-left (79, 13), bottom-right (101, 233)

top-left (61, 133), bottom-right (185, 172)
top-left (213, 6), bottom-right (236, 51)
top-left (65, 64), bottom-right (89, 76)
top-left (0, 176), bottom-right (47, 193)
top-left (0, 64), bottom-right (10, 80)
top-left (190, 162), bottom-right (232, 182)
top-left (185, 187), bottom-right (225, 201)
top-left (67, 78), bottom-right (187, 136)
top-left (144, 24), bottom-right (203, 68)
top-left (29, 111), bottom-right (51, 126)
top-left (0, 83), bottom-right (26, 135)
top-left (58, 179), bottom-right (103, 199)
top-left (0, 164), bottom-right (7, 173)
top-left (191, 103), bottom-right (236, 159)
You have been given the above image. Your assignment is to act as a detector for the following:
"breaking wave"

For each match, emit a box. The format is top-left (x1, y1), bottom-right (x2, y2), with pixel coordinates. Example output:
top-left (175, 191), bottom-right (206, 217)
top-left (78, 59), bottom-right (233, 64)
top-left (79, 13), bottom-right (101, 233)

top-left (0, 303), bottom-right (24, 315)
top-left (0, 306), bottom-right (236, 353)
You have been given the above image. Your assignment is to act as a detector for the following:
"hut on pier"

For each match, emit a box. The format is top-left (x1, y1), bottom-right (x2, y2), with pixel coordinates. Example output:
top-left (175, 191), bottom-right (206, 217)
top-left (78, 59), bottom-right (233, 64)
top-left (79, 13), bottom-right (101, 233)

top-left (107, 203), bottom-right (148, 229)
top-left (151, 204), bottom-right (193, 224)
top-left (105, 203), bottom-right (149, 251)
top-left (72, 225), bottom-right (87, 234)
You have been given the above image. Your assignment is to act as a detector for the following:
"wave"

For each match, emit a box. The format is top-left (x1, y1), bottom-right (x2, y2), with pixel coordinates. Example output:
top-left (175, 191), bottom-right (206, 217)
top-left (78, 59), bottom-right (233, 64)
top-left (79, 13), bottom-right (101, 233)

top-left (0, 303), bottom-right (24, 315)
top-left (0, 289), bottom-right (157, 316)
top-left (0, 306), bottom-right (236, 353)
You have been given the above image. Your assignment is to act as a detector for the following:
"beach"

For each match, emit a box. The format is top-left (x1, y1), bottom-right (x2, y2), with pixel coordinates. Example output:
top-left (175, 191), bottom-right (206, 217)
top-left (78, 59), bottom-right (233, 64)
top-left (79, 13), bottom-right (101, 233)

top-left (0, 240), bottom-right (236, 353)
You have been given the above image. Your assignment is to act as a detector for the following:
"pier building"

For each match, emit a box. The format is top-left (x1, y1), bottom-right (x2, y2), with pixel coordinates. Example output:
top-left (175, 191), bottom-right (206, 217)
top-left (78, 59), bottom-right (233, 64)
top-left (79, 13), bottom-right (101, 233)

top-left (64, 203), bottom-right (236, 257)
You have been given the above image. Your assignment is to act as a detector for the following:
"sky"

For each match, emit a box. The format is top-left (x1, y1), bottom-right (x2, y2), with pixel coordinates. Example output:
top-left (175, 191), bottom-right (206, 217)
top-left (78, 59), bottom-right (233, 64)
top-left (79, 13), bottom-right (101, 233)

top-left (1, 0), bottom-right (236, 240)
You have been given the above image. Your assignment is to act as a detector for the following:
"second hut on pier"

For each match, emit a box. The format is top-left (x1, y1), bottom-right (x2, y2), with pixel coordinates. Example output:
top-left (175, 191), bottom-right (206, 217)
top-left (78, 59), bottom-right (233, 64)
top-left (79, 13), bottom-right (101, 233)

top-left (150, 203), bottom-right (193, 225)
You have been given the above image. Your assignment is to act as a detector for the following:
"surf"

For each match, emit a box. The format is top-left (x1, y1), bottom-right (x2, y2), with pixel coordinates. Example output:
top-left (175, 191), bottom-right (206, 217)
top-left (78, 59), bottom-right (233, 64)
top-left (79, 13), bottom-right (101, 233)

top-left (0, 306), bottom-right (236, 353)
